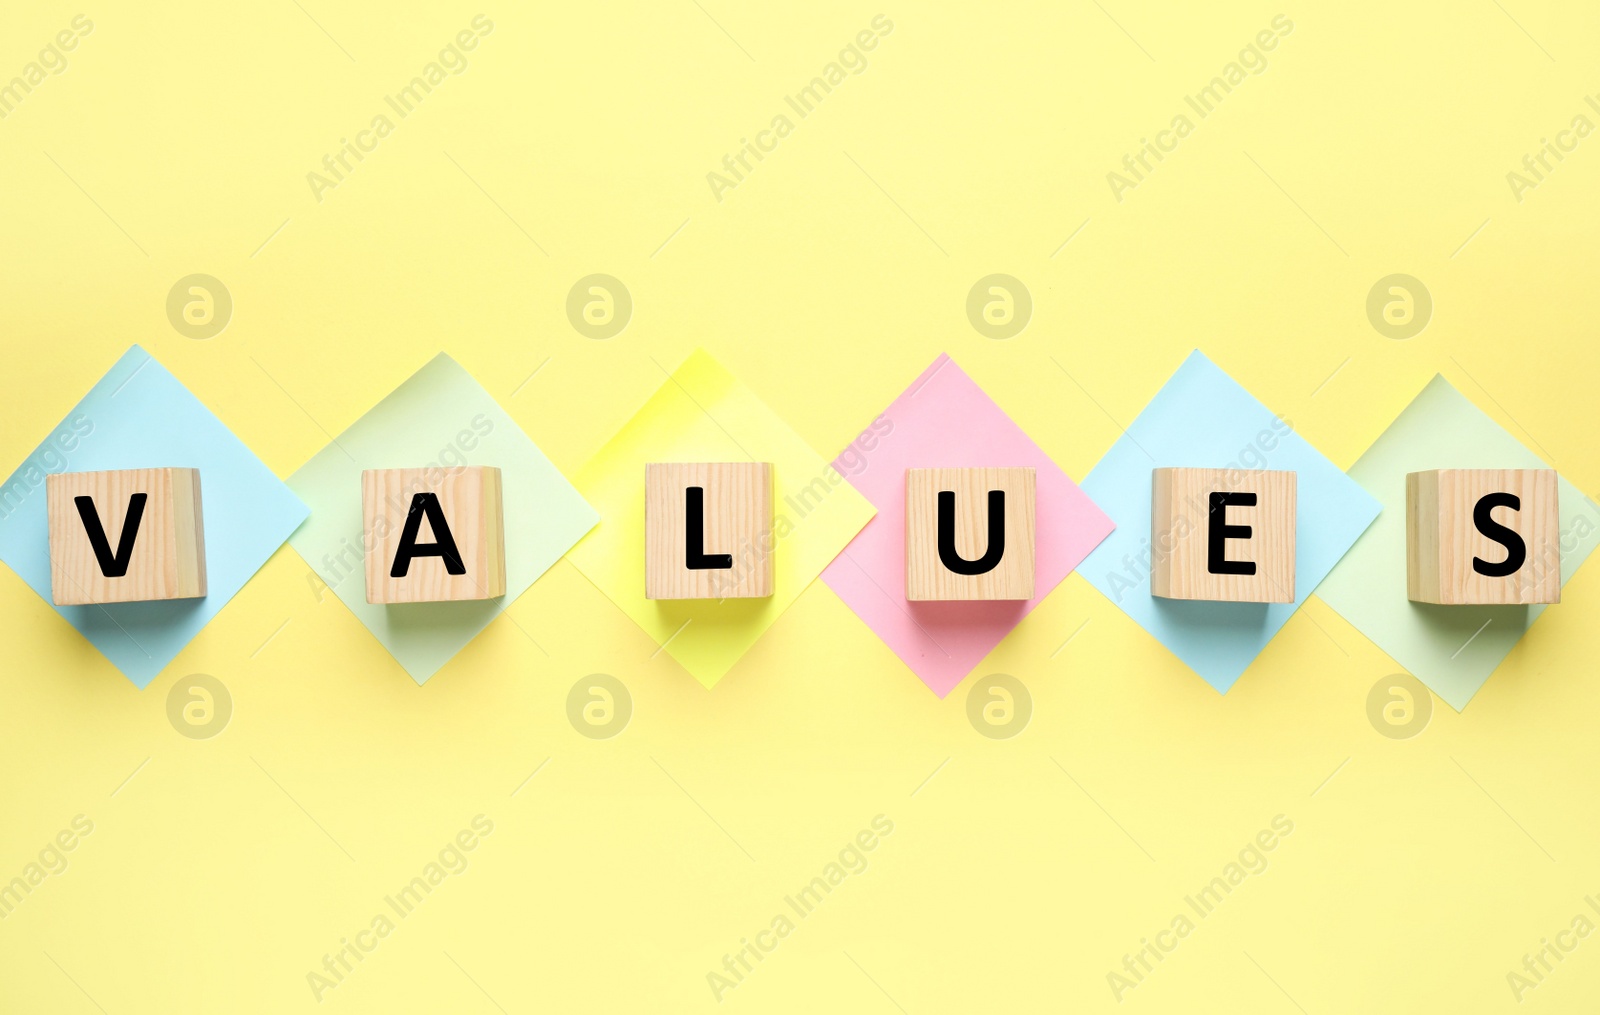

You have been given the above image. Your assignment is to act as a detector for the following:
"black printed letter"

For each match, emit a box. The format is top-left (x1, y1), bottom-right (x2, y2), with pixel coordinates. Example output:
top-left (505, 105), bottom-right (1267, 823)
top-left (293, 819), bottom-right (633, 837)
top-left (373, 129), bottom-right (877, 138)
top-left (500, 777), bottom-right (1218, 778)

top-left (938, 490), bottom-right (1005, 576)
top-left (684, 487), bottom-right (732, 570)
top-left (74, 493), bottom-right (147, 578)
top-left (1472, 492), bottom-right (1527, 577)
top-left (1207, 492), bottom-right (1256, 576)
top-left (390, 493), bottom-right (465, 577)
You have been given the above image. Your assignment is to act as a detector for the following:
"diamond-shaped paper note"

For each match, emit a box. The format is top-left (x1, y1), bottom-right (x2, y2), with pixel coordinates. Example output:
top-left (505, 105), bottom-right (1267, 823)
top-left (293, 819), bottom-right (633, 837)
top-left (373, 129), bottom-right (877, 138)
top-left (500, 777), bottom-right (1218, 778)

top-left (1078, 350), bottom-right (1380, 693)
top-left (0, 346), bottom-right (309, 687)
top-left (819, 354), bottom-right (1114, 697)
top-left (566, 349), bottom-right (875, 689)
top-left (1318, 375), bottom-right (1600, 710)
top-left (287, 354), bottom-right (598, 684)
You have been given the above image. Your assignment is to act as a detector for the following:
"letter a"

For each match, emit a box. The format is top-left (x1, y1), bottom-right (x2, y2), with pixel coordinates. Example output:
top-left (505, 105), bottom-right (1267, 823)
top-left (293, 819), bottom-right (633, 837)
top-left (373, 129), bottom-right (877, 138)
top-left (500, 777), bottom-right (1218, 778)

top-left (390, 492), bottom-right (465, 578)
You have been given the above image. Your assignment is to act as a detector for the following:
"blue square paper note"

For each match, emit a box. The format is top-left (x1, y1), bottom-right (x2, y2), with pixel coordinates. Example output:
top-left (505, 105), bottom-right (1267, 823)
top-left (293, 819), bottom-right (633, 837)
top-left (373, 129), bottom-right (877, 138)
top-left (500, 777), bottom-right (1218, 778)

top-left (1079, 351), bottom-right (1380, 692)
top-left (0, 346), bottom-right (309, 687)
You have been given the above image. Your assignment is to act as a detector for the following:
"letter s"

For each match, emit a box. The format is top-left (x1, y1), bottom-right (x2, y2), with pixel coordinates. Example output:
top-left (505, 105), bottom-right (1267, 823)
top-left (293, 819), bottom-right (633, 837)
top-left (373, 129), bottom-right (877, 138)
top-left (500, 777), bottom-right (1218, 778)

top-left (1472, 492), bottom-right (1527, 578)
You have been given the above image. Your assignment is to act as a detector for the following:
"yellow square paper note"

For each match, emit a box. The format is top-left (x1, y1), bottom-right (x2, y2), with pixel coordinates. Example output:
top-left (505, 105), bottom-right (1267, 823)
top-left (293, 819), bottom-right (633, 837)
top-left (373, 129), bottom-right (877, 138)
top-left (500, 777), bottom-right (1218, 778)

top-left (568, 350), bottom-right (874, 687)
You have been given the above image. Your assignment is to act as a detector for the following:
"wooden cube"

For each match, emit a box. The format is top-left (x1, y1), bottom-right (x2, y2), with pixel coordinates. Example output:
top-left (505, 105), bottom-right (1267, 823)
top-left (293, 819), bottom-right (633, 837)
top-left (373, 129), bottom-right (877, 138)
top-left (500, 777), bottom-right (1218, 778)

top-left (1407, 469), bottom-right (1559, 605)
top-left (905, 468), bottom-right (1035, 601)
top-left (47, 468), bottom-right (207, 605)
top-left (363, 467), bottom-right (505, 604)
top-left (1150, 468), bottom-right (1295, 603)
top-left (645, 462), bottom-right (773, 600)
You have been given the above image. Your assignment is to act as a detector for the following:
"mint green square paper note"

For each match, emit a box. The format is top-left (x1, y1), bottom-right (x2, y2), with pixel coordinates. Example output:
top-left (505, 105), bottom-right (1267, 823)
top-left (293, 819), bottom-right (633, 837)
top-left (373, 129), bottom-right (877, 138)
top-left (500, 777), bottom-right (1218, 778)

top-left (1319, 376), bottom-right (1600, 710)
top-left (288, 354), bottom-right (598, 683)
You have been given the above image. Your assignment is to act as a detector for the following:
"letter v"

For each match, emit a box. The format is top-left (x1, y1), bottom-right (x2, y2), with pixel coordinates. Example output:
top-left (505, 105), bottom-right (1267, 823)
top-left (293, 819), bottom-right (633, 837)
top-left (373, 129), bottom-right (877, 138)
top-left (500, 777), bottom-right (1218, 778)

top-left (74, 493), bottom-right (147, 577)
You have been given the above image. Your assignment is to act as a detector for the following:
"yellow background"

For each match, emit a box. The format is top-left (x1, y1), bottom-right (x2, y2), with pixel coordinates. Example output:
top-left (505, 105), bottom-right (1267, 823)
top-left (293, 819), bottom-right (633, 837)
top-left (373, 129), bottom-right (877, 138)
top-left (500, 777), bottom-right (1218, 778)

top-left (2, 1), bottom-right (1599, 1011)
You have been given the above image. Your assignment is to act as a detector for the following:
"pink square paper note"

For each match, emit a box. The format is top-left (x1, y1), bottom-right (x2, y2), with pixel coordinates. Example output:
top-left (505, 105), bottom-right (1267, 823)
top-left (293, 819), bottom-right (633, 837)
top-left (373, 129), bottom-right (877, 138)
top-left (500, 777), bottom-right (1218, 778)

top-left (820, 355), bottom-right (1114, 696)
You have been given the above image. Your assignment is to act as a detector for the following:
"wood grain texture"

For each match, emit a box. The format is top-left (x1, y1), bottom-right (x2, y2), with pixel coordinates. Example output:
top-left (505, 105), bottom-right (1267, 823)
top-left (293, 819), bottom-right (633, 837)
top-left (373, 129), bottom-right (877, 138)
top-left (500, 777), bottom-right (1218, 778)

top-left (645, 462), bottom-right (773, 600)
top-left (1149, 467), bottom-right (1295, 603)
top-left (363, 466), bottom-right (505, 603)
top-left (1406, 468), bottom-right (1559, 604)
top-left (47, 468), bottom-right (207, 605)
top-left (905, 467), bottom-right (1035, 601)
